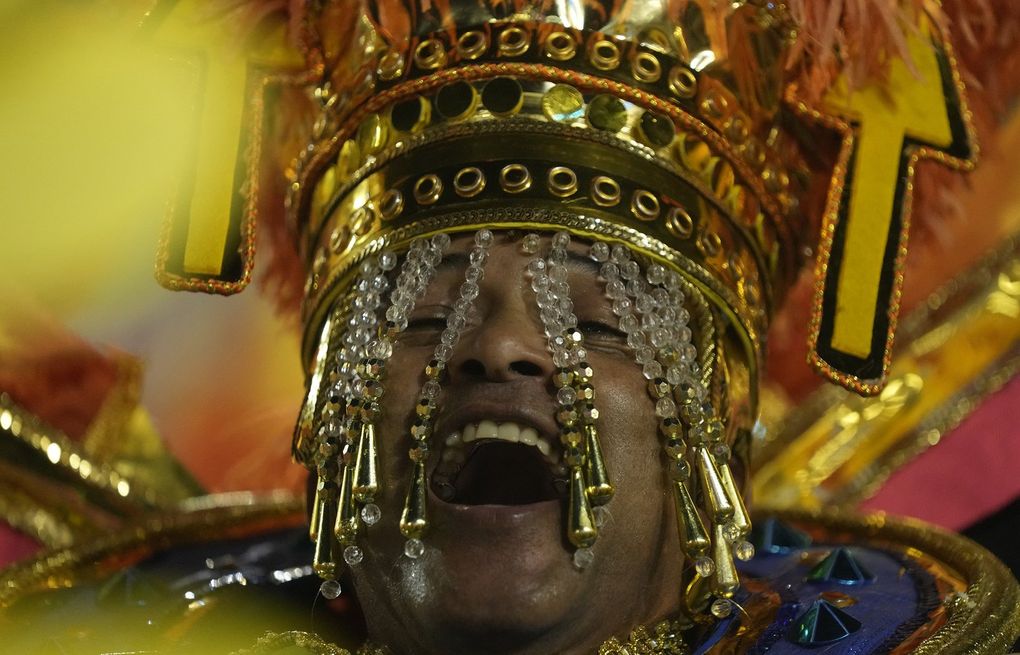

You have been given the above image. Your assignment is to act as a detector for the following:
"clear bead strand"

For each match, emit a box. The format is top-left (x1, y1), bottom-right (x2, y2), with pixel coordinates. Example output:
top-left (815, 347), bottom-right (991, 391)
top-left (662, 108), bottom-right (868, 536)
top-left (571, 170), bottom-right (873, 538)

top-left (531, 232), bottom-right (604, 569)
top-left (589, 241), bottom-right (719, 578)
top-left (403, 229), bottom-right (494, 559)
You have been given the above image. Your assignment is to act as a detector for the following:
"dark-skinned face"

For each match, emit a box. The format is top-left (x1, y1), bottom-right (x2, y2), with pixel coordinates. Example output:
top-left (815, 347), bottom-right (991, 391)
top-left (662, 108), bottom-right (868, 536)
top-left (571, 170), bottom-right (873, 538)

top-left (344, 233), bottom-right (684, 655)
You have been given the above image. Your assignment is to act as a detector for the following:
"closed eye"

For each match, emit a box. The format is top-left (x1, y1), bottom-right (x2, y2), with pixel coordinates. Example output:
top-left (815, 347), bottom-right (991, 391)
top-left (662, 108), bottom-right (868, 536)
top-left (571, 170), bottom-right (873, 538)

top-left (405, 316), bottom-right (447, 332)
top-left (577, 320), bottom-right (626, 341)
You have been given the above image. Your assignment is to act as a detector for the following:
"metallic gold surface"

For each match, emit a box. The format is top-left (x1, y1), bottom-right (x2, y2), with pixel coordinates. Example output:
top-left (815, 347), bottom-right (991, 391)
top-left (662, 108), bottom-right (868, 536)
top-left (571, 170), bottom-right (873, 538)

top-left (334, 465), bottom-right (358, 545)
top-left (695, 447), bottom-right (733, 522)
top-left (547, 166), bottom-right (579, 198)
top-left (754, 236), bottom-right (1020, 509)
top-left (399, 460), bottom-right (428, 539)
top-left (351, 423), bottom-right (379, 502)
top-left (312, 492), bottom-right (338, 578)
top-left (499, 164), bottom-right (532, 193)
top-left (583, 424), bottom-right (614, 505)
top-left (0, 394), bottom-right (165, 515)
top-left (544, 31), bottom-right (577, 62)
top-left (541, 84), bottom-right (585, 123)
top-left (711, 523), bottom-right (738, 598)
top-left (717, 462), bottom-right (750, 538)
top-left (591, 176), bottom-right (622, 207)
top-left (568, 465), bottom-right (597, 548)
top-left (0, 491), bottom-right (303, 608)
top-left (672, 479), bottom-right (709, 557)
top-left (452, 166), bottom-right (486, 198)
top-left (294, 316), bottom-right (335, 466)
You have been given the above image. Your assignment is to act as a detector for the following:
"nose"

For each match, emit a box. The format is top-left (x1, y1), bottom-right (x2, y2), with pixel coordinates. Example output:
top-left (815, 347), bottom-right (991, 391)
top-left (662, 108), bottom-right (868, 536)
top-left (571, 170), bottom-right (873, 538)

top-left (447, 299), bottom-right (553, 384)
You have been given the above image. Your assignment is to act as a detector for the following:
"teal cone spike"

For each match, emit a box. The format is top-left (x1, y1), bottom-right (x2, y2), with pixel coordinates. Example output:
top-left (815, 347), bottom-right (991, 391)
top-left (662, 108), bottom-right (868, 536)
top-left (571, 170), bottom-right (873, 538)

top-left (787, 599), bottom-right (862, 646)
top-left (750, 517), bottom-right (811, 555)
top-left (807, 547), bottom-right (876, 585)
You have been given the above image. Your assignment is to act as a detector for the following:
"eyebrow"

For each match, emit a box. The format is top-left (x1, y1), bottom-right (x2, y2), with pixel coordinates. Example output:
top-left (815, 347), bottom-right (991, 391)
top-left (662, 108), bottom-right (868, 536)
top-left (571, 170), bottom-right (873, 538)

top-left (565, 251), bottom-right (601, 277)
top-left (432, 247), bottom-right (602, 276)
top-left (435, 252), bottom-right (470, 273)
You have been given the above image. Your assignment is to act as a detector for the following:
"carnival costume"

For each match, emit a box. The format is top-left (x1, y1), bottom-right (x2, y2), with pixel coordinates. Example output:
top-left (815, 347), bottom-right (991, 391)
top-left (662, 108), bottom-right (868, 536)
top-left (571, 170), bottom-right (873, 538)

top-left (1, 0), bottom-right (1019, 653)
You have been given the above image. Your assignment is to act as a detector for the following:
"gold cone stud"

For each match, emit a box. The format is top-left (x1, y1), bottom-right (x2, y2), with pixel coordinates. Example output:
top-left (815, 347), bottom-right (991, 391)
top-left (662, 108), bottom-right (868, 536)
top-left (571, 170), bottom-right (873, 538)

top-left (352, 422), bottom-right (379, 502)
top-left (313, 487), bottom-right (338, 578)
top-left (400, 460), bottom-right (429, 539)
top-left (712, 523), bottom-right (739, 598)
top-left (568, 465), bottom-right (598, 548)
top-left (696, 447), bottom-right (734, 522)
top-left (334, 464), bottom-right (359, 545)
top-left (583, 424), bottom-right (614, 505)
top-left (672, 479), bottom-right (710, 557)
top-left (309, 474), bottom-right (325, 542)
top-left (718, 461), bottom-right (750, 538)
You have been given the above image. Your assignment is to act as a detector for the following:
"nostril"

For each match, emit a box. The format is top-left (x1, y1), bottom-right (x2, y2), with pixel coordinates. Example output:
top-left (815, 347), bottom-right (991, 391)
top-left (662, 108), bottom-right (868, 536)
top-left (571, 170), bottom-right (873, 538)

top-left (510, 360), bottom-right (544, 377)
top-left (460, 359), bottom-right (486, 377)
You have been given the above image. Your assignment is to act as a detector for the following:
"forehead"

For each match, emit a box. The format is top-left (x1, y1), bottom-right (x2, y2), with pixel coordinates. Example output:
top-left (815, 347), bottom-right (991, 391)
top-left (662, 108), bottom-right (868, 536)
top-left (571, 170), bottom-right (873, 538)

top-left (431, 232), bottom-right (602, 278)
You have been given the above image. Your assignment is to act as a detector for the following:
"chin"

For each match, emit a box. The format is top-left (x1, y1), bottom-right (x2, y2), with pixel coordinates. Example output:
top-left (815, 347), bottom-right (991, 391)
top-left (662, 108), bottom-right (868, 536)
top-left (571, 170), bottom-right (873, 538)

top-left (391, 501), bottom-right (591, 651)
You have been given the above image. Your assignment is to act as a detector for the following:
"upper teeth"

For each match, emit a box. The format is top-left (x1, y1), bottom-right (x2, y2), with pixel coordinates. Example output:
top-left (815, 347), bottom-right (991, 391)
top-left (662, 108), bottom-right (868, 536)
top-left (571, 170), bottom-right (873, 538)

top-left (447, 420), bottom-right (552, 457)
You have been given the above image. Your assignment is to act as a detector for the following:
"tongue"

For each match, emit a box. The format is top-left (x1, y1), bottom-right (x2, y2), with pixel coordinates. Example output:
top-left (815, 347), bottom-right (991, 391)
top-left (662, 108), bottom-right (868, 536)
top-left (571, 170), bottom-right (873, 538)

top-left (449, 442), bottom-right (559, 505)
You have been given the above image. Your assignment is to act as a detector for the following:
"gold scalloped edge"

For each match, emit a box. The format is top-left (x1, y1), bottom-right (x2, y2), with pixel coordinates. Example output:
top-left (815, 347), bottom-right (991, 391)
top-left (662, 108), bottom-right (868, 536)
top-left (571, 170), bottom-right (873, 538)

top-left (768, 508), bottom-right (1020, 655)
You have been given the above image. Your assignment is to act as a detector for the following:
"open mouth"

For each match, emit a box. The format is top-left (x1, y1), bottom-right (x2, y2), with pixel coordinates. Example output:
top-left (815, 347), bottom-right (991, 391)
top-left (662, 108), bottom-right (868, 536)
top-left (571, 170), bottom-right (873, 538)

top-left (432, 420), bottom-right (566, 506)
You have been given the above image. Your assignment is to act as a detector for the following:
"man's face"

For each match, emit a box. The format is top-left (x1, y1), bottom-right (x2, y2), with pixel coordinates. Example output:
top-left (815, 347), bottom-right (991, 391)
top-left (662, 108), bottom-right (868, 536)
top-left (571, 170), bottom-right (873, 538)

top-left (345, 233), bottom-right (684, 654)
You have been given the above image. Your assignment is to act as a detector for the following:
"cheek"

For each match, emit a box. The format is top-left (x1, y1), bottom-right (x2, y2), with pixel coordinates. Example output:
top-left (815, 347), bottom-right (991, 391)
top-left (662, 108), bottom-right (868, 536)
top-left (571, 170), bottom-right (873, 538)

top-left (594, 363), bottom-right (668, 528)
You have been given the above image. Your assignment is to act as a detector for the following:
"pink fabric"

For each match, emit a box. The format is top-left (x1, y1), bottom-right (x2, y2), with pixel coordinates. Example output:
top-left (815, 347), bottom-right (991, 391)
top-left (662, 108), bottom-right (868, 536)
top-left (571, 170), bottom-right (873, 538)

top-left (0, 523), bottom-right (41, 568)
top-left (861, 374), bottom-right (1020, 530)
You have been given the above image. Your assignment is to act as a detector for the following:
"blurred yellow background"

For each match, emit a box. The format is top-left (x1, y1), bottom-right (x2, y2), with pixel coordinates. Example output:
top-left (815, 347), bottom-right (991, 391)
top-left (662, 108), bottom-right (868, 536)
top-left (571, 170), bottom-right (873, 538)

top-left (0, 1), bottom-right (307, 493)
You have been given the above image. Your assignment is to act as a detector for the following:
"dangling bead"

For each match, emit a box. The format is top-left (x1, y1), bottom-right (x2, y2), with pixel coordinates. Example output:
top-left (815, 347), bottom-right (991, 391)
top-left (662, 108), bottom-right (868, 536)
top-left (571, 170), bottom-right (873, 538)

top-left (360, 502), bottom-right (382, 526)
top-left (320, 579), bottom-right (342, 599)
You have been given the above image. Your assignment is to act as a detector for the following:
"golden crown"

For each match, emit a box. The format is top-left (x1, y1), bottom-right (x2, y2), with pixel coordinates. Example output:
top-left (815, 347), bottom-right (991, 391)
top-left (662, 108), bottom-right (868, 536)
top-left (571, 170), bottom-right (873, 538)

top-left (154, 0), bottom-right (976, 396)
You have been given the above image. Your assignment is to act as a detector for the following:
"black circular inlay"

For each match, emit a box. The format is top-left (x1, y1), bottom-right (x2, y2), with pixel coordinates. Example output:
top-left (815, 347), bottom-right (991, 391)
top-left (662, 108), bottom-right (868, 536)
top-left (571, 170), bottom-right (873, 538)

top-left (435, 81), bottom-right (476, 119)
top-left (481, 77), bottom-right (523, 115)
top-left (390, 97), bottom-right (427, 132)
